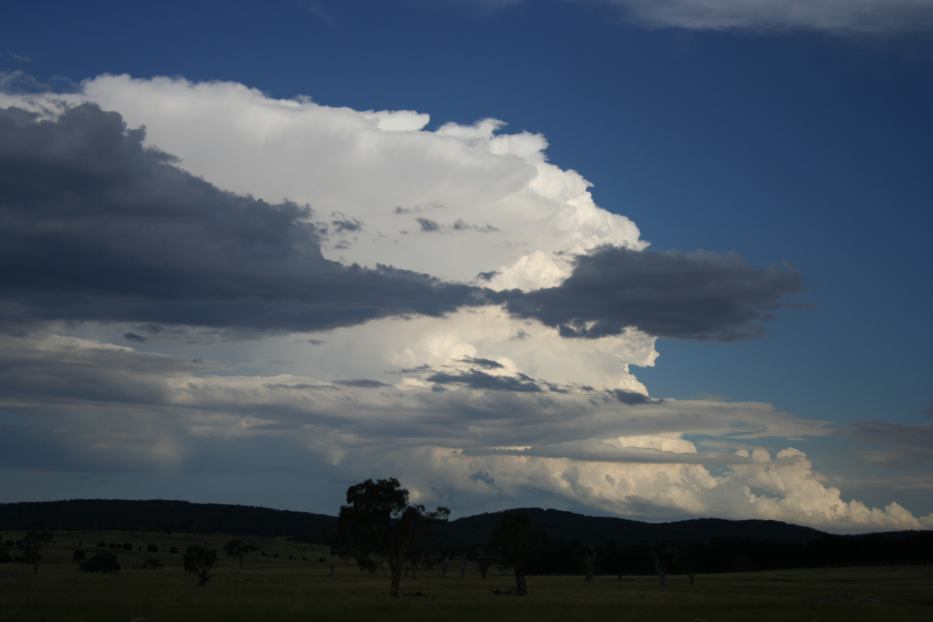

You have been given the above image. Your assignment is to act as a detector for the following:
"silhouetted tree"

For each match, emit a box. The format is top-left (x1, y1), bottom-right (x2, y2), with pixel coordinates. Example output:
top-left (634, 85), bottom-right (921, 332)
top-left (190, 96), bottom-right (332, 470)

top-left (0, 536), bottom-right (10, 563)
top-left (581, 547), bottom-right (598, 583)
top-left (224, 539), bottom-right (257, 568)
top-left (652, 543), bottom-right (677, 587)
top-left (183, 545), bottom-right (217, 586)
top-left (489, 510), bottom-right (543, 596)
top-left (678, 543), bottom-right (699, 585)
top-left (337, 477), bottom-right (449, 598)
top-left (18, 529), bottom-right (53, 574)
top-left (477, 553), bottom-right (497, 579)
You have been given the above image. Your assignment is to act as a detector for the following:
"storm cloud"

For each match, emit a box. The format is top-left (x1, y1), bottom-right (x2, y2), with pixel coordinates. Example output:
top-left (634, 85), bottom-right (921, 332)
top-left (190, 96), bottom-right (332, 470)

top-left (0, 104), bottom-right (484, 333)
top-left (504, 246), bottom-right (802, 340)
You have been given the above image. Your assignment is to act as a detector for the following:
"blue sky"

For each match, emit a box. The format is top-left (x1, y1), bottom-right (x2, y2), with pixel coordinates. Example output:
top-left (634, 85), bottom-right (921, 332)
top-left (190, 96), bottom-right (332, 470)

top-left (1, 0), bottom-right (931, 529)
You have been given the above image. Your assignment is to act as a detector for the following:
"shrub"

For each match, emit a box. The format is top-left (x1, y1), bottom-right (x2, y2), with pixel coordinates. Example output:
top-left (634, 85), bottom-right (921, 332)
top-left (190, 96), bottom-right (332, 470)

top-left (147, 544), bottom-right (159, 553)
top-left (73, 550), bottom-right (86, 562)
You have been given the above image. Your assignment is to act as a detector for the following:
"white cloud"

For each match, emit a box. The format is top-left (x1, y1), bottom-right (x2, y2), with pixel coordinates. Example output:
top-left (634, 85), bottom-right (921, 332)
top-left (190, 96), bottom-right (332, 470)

top-left (602, 0), bottom-right (933, 34)
top-left (5, 74), bottom-right (643, 291)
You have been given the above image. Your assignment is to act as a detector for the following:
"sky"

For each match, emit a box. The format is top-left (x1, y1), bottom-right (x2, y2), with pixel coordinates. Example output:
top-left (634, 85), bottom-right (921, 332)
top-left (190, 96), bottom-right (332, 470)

top-left (1, 0), bottom-right (932, 532)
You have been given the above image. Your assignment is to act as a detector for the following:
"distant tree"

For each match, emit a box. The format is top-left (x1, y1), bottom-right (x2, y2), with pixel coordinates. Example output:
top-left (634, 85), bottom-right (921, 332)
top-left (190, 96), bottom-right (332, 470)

top-left (80, 552), bottom-right (121, 573)
top-left (488, 510), bottom-right (543, 596)
top-left (18, 529), bottom-right (53, 574)
top-left (224, 539), bottom-right (257, 569)
top-left (183, 545), bottom-right (217, 587)
top-left (652, 544), bottom-right (677, 587)
top-left (581, 547), bottom-right (598, 583)
top-left (0, 536), bottom-right (10, 564)
top-left (337, 477), bottom-right (449, 598)
top-left (477, 553), bottom-right (496, 579)
top-left (678, 543), bottom-right (699, 585)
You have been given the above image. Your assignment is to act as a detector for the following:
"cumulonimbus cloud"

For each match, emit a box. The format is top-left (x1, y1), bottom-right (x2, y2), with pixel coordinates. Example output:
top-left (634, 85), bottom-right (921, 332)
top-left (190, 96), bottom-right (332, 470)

top-left (3, 75), bottom-right (923, 531)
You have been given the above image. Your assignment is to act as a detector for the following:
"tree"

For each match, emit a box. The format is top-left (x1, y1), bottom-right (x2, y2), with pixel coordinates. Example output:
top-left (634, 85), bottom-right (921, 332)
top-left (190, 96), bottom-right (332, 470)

top-left (488, 510), bottom-right (543, 596)
top-left (183, 545), bottom-right (217, 586)
top-left (476, 553), bottom-right (496, 579)
top-left (652, 543), bottom-right (677, 587)
top-left (224, 539), bottom-right (257, 569)
top-left (581, 547), bottom-right (598, 583)
top-left (18, 529), bottom-right (53, 574)
top-left (337, 477), bottom-right (449, 598)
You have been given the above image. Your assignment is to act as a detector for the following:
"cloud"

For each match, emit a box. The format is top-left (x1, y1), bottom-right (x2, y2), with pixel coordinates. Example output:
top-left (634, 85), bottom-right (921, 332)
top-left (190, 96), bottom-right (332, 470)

top-left (2, 74), bottom-right (921, 530)
top-left (426, 369), bottom-right (544, 392)
top-left (2, 329), bottom-right (926, 531)
top-left (0, 104), bottom-right (485, 334)
top-left (848, 419), bottom-right (933, 466)
top-left (504, 246), bottom-right (802, 340)
top-left (0, 70), bottom-right (51, 94)
top-left (598, 0), bottom-right (933, 34)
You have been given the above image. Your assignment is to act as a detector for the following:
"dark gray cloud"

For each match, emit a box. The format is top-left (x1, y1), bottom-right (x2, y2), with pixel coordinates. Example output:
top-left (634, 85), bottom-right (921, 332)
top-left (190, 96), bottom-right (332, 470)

top-left (460, 356), bottom-right (504, 370)
top-left (0, 104), bottom-right (486, 333)
top-left (416, 217), bottom-right (441, 232)
top-left (333, 378), bottom-right (390, 388)
top-left (329, 212), bottom-right (363, 233)
top-left (427, 369), bottom-right (543, 392)
top-left (609, 389), bottom-right (660, 405)
top-left (503, 246), bottom-right (802, 340)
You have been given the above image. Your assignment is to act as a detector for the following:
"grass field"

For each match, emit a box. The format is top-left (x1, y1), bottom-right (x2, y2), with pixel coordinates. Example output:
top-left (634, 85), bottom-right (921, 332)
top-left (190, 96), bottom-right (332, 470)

top-left (2, 531), bottom-right (931, 621)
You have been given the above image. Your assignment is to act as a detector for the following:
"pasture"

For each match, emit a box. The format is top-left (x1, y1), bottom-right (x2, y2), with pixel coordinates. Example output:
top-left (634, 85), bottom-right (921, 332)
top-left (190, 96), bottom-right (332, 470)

top-left (1, 531), bottom-right (931, 621)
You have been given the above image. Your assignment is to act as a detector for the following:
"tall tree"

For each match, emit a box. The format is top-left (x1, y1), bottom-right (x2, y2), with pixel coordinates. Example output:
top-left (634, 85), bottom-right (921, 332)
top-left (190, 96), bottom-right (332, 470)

top-left (337, 478), bottom-right (449, 598)
top-left (18, 529), bottom-right (53, 574)
top-left (223, 539), bottom-right (257, 569)
top-left (488, 510), bottom-right (543, 596)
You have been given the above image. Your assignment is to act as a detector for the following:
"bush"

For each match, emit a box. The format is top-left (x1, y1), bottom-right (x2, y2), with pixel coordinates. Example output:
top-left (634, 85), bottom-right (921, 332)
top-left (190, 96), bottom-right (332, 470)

top-left (147, 544), bottom-right (159, 553)
top-left (97, 540), bottom-right (107, 548)
top-left (141, 558), bottom-right (163, 569)
top-left (80, 552), bottom-right (121, 573)
top-left (73, 550), bottom-right (86, 562)
top-left (170, 546), bottom-right (179, 554)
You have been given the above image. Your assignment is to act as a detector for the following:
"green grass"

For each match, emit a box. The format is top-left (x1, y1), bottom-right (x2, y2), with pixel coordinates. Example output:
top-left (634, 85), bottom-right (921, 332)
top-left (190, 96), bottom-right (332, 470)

top-left (2, 531), bottom-right (932, 621)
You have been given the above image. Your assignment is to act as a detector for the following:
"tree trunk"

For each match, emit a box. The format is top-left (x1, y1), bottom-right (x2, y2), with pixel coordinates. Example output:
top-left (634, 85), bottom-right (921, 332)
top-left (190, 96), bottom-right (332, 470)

top-left (389, 567), bottom-right (402, 598)
top-left (515, 571), bottom-right (527, 596)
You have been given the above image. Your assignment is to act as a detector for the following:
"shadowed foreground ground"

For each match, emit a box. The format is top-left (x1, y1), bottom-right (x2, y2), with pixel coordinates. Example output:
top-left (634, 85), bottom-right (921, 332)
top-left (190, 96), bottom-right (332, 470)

top-left (2, 531), bottom-right (931, 621)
